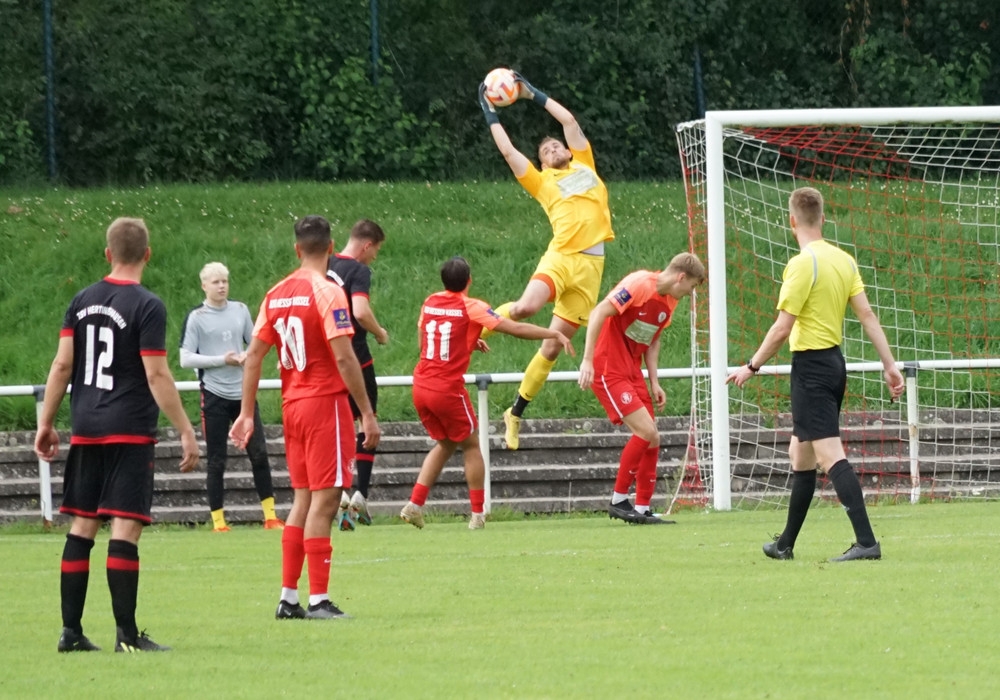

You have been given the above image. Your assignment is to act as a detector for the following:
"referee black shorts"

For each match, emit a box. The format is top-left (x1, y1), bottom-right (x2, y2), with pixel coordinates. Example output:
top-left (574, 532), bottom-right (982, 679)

top-left (60, 443), bottom-right (156, 524)
top-left (347, 362), bottom-right (379, 420)
top-left (790, 346), bottom-right (847, 442)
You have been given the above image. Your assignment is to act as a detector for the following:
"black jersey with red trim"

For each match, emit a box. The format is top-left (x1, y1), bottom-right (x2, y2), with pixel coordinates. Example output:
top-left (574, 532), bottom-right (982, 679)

top-left (326, 253), bottom-right (373, 366)
top-left (61, 277), bottom-right (167, 444)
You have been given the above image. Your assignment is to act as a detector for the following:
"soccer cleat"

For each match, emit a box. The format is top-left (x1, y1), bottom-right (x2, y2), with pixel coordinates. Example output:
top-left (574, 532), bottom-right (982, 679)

top-left (503, 408), bottom-right (521, 451)
top-left (400, 503), bottom-right (425, 529)
top-left (349, 491), bottom-right (372, 526)
top-left (114, 627), bottom-right (171, 652)
top-left (830, 541), bottom-right (881, 562)
top-left (636, 511), bottom-right (676, 525)
top-left (263, 518), bottom-right (285, 530)
top-left (608, 500), bottom-right (643, 524)
top-left (305, 600), bottom-right (351, 620)
top-left (762, 535), bottom-right (794, 560)
top-left (275, 599), bottom-right (307, 620)
top-left (337, 510), bottom-right (356, 532)
top-left (57, 627), bottom-right (101, 652)
top-left (468, 512), bottom-right (486, 530)
top-left (213, 525), bottom-right (231, 533)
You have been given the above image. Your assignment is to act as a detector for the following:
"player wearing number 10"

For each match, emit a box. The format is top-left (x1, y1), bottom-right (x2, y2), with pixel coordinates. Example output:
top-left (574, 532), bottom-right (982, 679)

top-left (401, 256), bottom-right (574, 530)
top-left (230, 215), bottom-right (380, 620)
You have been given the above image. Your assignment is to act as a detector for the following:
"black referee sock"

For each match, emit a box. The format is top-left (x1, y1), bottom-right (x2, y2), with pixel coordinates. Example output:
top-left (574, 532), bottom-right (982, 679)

top-left (61, 534), bottom-right (95, 633)
top-left (511, 394), bottom-right (530, 418)
top-left (777, 469), bottom-right (816, 551)
top-left (106, 539), bottom-right (140, 641)
top-left (828, 459), bottom-right (877, 547)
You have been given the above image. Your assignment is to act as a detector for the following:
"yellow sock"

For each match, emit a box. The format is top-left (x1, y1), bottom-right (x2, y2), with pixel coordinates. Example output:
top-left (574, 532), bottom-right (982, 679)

top-left (211, 508), bottom-right (227, 530)
top-left (518, 352), bottom-right (557, 402)
top-left (261, 497), bottom-right (277, 521)
top-left (481, 302), bottom-right (513, 339)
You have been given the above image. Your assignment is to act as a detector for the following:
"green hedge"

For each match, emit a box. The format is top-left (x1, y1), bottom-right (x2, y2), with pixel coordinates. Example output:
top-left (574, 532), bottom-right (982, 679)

top-left (0, 0), bottom-right (996, 185)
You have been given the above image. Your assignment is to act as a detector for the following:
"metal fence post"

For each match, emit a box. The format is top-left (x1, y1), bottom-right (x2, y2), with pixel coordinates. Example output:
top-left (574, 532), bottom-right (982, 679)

top-left (33, 386), bottom-right (54, 525)
top-left (475, 375), bottom-right (492, 514)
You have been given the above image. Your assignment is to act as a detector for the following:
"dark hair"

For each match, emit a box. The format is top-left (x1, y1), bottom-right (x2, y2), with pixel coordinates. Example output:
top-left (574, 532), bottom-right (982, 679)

top-left (440, 256), bottom-right (471, 292)
top-left (294, 215), bottom-right (332, 256)
top-left (106, 217), bottom-right (149, 264)
top-left (350, 219), bottom-right (386, 244)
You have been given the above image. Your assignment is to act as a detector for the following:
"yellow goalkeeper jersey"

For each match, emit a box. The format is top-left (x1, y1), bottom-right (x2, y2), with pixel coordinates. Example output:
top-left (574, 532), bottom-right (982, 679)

top-left (777, 239), bottom-right (864, 351)
top-left (517, 144), bottom-right (615, 255)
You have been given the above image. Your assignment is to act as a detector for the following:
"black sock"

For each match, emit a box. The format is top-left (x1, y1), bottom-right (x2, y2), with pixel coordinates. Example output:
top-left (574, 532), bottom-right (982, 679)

top-left (828, 459), bottom-right (877, 547)
top-left (511, 394), bottom-right (530, 418)
top-left (355, 432), bottom-right (375, 498)
top-left (61, 534), bottom-right (95, 632)
top-left (106, 539), bottom-right (140, 640)
top-left (777, 470), bottom-right (816, 551)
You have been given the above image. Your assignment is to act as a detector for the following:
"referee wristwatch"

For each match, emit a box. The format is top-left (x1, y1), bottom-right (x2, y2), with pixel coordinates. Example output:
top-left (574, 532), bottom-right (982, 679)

top-left (746, 359), bottom-right (760, 374)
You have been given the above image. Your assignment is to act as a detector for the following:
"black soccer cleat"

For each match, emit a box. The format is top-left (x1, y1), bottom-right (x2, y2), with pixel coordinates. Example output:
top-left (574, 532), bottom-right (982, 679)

top-left (636, 511), bottom-right (676, 525)
top-left (275, 599), bottom-right (307, 620)
top-left (114, 627), bottom-right (171, 653)
top-left (830, 541), bottom-right (881, 562)
top-left (57, 627), bottom-right (101, 652)
top-left (608, 500), bottom-right (644, 524)
top-left (305, 600), bottom-right (351, 620)
top-left (762, 536), bottom-right (794, 560)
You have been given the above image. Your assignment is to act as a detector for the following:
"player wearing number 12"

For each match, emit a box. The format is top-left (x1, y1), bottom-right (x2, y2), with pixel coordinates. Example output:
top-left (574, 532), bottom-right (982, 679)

top-left (35, 217), bottom-right (200, 653)
top-left (401, 256), bottom-right (574, 530)
top-left (230, 215), bottom-right (380, 620)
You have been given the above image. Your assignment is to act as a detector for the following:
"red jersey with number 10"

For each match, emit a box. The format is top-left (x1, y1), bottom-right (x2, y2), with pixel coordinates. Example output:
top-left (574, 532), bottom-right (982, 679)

top-left (594, 271), bottom-right (678, 375)
top-left (413, 290), bottom-right (502, 392)
top-left (252, 267), bottom-right (354, 404)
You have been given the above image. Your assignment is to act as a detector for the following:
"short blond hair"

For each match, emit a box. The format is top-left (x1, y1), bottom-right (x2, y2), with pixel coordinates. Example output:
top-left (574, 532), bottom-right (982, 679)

top-left (789, 187), bottom-right (824, 228)
top-left (199, 261), bottom-right (229, 283)
top-left (106, 217), bottom-right (149, 264)
top-left (667, 252), bottom-right (706, 283)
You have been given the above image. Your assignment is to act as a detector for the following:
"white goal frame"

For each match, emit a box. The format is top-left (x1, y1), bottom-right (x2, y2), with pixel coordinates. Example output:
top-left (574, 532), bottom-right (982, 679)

top-left (697, 106), bottom-right (1000, 511)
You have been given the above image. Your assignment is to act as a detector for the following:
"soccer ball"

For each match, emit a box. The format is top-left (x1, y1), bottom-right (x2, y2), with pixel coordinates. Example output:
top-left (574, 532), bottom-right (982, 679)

top-left (483, 68), bottom-right (520, 107)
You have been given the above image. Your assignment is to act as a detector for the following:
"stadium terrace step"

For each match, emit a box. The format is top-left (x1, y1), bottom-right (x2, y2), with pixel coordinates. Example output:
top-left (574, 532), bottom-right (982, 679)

top-left (1, 416), bottom-right (997, 524)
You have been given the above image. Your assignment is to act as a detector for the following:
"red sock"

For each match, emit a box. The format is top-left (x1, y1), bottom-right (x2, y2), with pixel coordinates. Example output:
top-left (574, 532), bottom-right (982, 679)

top-left (634, 446), bottom-right (660, 507)
top-left (410, 482), bottom-right (430, 507)
top-left (281, 526), bottom-right (305, 590)
top-left (615, 436), bottom-right (650, 494)
top-left (469, 489), bottom-right (485, 514)
top-left (303, 537), bottom-right (333, 597)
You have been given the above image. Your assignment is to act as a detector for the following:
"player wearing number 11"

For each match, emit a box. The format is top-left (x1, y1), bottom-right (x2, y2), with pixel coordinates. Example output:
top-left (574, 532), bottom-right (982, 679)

top-left (401, 256), bottom-right (575, 530)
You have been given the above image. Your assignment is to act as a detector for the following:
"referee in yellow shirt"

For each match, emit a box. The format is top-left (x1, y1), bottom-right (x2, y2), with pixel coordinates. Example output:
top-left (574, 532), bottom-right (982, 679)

top-left (478, 71), bottom-right (614, 450)
top-left (727, 187), bottom-right (904, 562)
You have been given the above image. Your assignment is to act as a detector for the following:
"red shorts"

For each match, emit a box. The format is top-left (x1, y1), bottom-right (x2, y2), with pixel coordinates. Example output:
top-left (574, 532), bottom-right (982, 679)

top-left (282, 393), bottom-right (355, 491)
top-left (592, 372), bottom-right (653, 425)
top-left (412, 384), bottom-right (477, 443)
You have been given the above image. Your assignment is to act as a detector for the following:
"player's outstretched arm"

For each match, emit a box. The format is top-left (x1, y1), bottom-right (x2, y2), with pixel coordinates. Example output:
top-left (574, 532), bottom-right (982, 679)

top-left (143, 355), bottom-right (200, 472)
top-left (495, 317), bottom-right (574, 356)
top-left (512, 72), bottom-right (587, 151)
top-left (478, 83), bottom-right (530, 177)
top-left (849, 292), bottom-right (905, 400)
top-left (34, 336), bottom-right (74, 461)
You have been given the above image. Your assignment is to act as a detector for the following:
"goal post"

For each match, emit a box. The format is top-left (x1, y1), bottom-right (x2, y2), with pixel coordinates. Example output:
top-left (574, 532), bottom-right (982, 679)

top-left (675, 107), bottom-right (1000, 512)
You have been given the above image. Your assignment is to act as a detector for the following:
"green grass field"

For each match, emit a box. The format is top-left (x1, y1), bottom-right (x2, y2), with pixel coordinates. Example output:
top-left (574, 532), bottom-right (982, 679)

top-left (2, 503), bottom-right (997, 698)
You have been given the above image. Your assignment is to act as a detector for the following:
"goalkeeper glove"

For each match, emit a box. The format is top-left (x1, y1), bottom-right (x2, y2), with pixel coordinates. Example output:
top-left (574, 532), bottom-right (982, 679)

top-left (511, 71), bottom-right (548, 107)
top-left (478, 83), bottom-right (500, 126)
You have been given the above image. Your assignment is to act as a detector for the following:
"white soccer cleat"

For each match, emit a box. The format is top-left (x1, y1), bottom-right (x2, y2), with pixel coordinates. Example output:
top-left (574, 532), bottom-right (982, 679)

top-left (468, 512), bottom-right (486, 530)
top-left (400, 503), bottom-right (425, 529)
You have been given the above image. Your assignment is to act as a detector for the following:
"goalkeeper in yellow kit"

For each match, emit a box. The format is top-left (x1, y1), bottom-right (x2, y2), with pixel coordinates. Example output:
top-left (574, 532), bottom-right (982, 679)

top-left (478, 71), bottom-right (615, 449)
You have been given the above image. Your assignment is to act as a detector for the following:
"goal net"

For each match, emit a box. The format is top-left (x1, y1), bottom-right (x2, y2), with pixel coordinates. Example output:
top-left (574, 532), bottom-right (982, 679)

top-left (674, 108), bottom-right (1000, 511)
